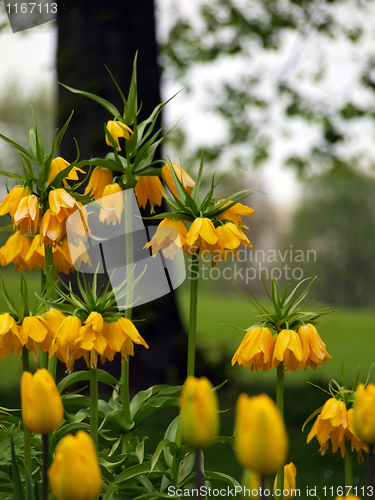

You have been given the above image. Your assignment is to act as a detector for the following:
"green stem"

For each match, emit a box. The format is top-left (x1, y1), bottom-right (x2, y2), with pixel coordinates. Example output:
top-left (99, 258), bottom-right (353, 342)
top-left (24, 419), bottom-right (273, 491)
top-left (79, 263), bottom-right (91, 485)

top-left (22, 346), bottom-right (32, 474)
top-left (42, 434), bottom-right (49, 500)
top-left (345, 439), bottom-right (353, 488)
top-left (276, 362), bottom-right (284, 500)
top-left (195, 451), bottom-right (203, 500)
top-left (121, 189), bottom-right (134, 450)
top-left (90, 362), bottom-right (99, 452)
top-left (44, 244), bottom-right (57, 379)
top-left (187, 251), bottom-right (199, 378)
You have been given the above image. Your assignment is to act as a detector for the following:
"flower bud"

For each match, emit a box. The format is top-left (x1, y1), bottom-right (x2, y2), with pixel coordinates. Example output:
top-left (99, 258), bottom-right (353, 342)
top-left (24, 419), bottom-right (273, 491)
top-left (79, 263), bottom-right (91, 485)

top-left (353, 382), bottom-right (375, 445)
top-left (273, 463), bottom-right (297, 499)
top-left (48, 430), bottom-right (102, 500)
top-left (21, 369), bottom-right (63, 435)
top-left (180, 376), bottom-right (219, 449)
top-left (235, 393), bottom-right (288, 476)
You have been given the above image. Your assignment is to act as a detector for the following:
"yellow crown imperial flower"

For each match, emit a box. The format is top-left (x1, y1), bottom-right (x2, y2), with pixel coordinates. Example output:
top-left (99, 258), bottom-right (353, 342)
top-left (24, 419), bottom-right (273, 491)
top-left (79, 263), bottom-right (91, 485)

top-left (298, 324), bottom-right (332, 370)
top-left (162, 162), bottom-right (195, 199)
top-left (232, 327), bottom-right (275, 373)
top-left (48, 430), bottom-right (102, 500)
top-left (0, 185), bottom-right (30, 219)
top-left (102, 317), bottom-right (149, 363)
top-left (273, 463), bottom-right (297, 500)
top-left (353, 383), bottom-right (375, 445)
top-left (49, 315), bottom-right (84, 374)
top-left (273, 329), bottom-right (304, 373)
top-left (235, 393), bottom-right (288, 476)
top-left (98, 183), bottom-right (124, 225)
top-left (21, 369), bottom-right (64, 435)
top-left (307, 397), bottom-right (368, 460)
top-left (18, 315), bottom-right (51, 355)
top-left (134, 174), bottom-right (165, 214)
top-left (84, 166), bottom-right (114, 201)
top-left (0, 232), bottom-right (34, 271)
top-left (105, 120), bottom-right (132, 151)
top-left (0, 313), bottom-right (22, 359)
top-left (216, 199), bottom-right (254, 226)
top-left (144, 219), bottom-right (189, 260)
top-left (47, 156), bottom-right (85, 186)
top-left (180, 376), bottom-right (220, 450)
top-left (13, 194), bottom-right (40, 235)
top-left (186, 217), bottom-right (218, 254)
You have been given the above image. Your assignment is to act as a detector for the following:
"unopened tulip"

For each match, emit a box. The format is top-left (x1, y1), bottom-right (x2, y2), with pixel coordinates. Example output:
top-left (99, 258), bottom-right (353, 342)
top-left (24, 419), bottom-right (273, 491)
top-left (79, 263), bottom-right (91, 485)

top-left (273, 463), bottom-right (297, 499)
top-left (48, 430), bottom-right (102, 500)
top-left (235, 393), bottom-right (288, 476)
top-left (21, 369), bottom-right (63, 435)
top-left (353, 382), bottom-right (375, 445)
top-left (180, 376), bottom-right (219, 449)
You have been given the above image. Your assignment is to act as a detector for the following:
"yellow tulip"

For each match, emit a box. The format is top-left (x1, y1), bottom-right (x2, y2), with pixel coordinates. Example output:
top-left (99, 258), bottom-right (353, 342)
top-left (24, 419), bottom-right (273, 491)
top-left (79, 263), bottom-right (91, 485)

top-left (353, 382), bottom-right (375, 445)
top-left (21, 369), bottom-right (63, 435)
top-left (48, 430), bottom-right (102, 500)
top-left (235, 393), bottom-right (288, 476)
top-left (273, 463), bottom-right (297, 499)
top-left (180, 376), bottom-right (219, 449)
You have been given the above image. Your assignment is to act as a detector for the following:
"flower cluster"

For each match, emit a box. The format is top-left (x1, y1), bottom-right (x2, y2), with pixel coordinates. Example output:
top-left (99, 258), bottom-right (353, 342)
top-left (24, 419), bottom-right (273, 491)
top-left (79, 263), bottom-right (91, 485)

top-left (307, 397), bottom-right (368, 461)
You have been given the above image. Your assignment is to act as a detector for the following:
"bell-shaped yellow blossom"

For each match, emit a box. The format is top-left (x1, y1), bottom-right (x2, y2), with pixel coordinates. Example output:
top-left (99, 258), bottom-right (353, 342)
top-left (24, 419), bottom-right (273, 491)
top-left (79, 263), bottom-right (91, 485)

top-left (40, 209), bottom-right (65, 247)
top-left (49, 189), bottom-right (77, 221)
top-left (76, 312), bottom-right (107, 366)
top-left (216, 200), bottom-right (254, 226)
top-left (48, 430), bottom-right (102, 500)
top-left (298, 324), bottom-right (331, 370)
top-left (144, 219), bottom-right (189, 260)
top-left (273, 463), bottom-right (297, 499)
top-left (232, 327), bottom-right (275, 372)
top-left (273, 329), bottom-right (304, 372)
top-left (186, 217), bottom-right (218, 254)
top-left (99, 183), bottom-right (124, 225)
top-left (214, 222), bottom-right (252, 264)
top-left (134, 175), bottom-right (164, 213)
top-left (0, 232), bottom-right (34, 271)
top-left (47, 157), bottom-right (85, 186)
top-left (65, 202), bottom-right (90, 246)
top-left (19, 316), bottom-right (52, 354)
top-left (21, 369), bottom-right (64, 434)
top-left (49, 315), bottom-right (84, 373)
top-left (102, 317), bottom-right (149, 362)
top-left (162, 163), bottom-right (195, 199)
top-left (180, 376), bottom-right (219, 450)
top-left (307, 397), bottom-right (367, 460)
top-left (84, 166), bottom-right (114, 201)
top-left (0, 185), bottom-right (30, 219)
top-left (13, 194), bottom-right (39, 235)
top-left (235, 393), bottom-right (288, 476)
top-left (353, 383), bottom-right (375, 445)
top-left (0, 313), bottom-right (21, 359)
top-left (105, 120), bottom-right (132, 150)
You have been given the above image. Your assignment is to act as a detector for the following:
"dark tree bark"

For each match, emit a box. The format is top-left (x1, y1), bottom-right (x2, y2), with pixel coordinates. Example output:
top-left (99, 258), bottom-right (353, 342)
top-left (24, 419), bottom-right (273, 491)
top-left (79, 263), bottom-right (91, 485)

top-left (57, 0), bottom-right (187, 389)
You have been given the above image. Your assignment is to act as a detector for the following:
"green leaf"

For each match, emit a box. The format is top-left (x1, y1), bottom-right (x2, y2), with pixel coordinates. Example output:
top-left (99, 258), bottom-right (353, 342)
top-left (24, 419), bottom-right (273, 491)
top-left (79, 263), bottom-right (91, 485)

top-left (102, 410), bottom-right (134, 433)
top-left (10, 436), bottom-right (25, 500)
top-left (0, 170), bottom-right (26, 182)
top-left (55, 110), bottom-right (75, 150)
top-left (58, 370), bottom-right (117, 394)
top-left (124, 53), bottom-right (138, 125)
top-left (60, 83), bottom-right (121, 117)
top-left (151, 439), bottom-right (178, 473)
top-left (132, 396), bottom-right (180, 428)
top-left (114, 462), bottom-right (165, 485)
top-left (0, 133), bottom-right (36, 163)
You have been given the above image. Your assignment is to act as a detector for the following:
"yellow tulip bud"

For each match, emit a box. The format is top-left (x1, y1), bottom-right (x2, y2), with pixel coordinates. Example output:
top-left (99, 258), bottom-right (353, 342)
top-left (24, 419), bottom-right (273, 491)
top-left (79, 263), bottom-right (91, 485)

top-left (48, 430), bottom-right (102, 500)
top-left (273, 463), bottom-right (297, 499)
top-left (180, 376), bottom-right (219, 449)
top-left (353, 382), bottom-right (375, 445)
top-left (21, 369), bottom-right (64, 435)
top-left (235, 393), bottom-right (288, 476)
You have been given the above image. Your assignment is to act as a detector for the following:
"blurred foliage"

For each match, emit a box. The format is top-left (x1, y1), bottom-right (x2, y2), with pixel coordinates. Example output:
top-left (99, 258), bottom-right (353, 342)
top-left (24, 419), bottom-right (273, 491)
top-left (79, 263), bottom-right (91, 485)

top-left (283, 167), bottom-right (375, 306)
top-left (159, 0), bottom-right (375, 178)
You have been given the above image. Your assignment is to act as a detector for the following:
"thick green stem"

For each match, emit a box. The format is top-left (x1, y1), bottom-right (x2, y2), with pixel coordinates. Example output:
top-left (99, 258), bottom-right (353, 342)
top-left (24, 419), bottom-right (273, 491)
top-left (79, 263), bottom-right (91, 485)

top-left (345, 439), bottom-right (353, 488)
top-left (22, 346), bottom-right (32, 473)
top-left (44, 244), bottom-right (57, 379)
top-left (195, 451), bottom-right (203, 499)
top-left (187, 251), bottom-right (199, 378)
top-left (90, 362), bottom-right (99, 452)
top-left (276, 362), bottom-right (284, 499)
top-left (42, 434), bottom-right (49, 500)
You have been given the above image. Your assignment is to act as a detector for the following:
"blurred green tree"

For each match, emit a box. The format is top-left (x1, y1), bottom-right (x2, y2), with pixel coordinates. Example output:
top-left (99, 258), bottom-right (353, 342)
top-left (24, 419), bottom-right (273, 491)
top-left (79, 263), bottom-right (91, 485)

top-left (285, 167), bottom-right (375, 306)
